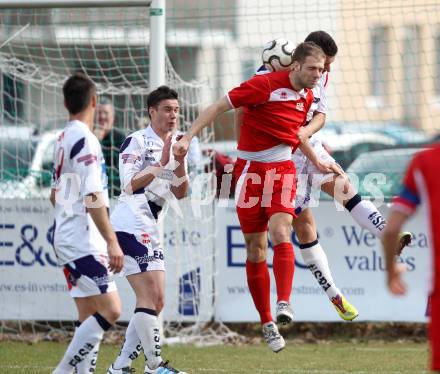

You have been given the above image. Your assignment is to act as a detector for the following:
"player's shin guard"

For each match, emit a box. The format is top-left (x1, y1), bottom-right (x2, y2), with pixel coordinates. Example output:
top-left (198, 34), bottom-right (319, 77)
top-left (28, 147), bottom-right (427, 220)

top-left (52, 313), bottom-right (110, 374)
top-left (272, 242), bottom-right (294, 303)
top-left (345, 194), bottom-right (386, 240)
top-left (300, 240), bottom-right (340, 300)
top-left (132, 308), bottom-right (162, 370)
top-left (246, 260), bottom-right (272, 324)
top-left (113, 316), bottom-right (142, 370)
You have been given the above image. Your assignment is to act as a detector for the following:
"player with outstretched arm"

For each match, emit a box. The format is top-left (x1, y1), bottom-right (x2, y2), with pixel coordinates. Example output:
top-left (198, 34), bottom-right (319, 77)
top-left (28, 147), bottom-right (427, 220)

top-left (174, 42), bottom-right (340, 352)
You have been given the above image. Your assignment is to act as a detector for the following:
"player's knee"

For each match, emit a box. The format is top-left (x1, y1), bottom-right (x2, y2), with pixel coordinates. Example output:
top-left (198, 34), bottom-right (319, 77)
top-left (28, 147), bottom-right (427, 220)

top-left (269, 225), bottom-right (291, 245)
top-left (295, 223), bottom-right (316, 244)
top-left (103, 303), bottom-right (121, 324)
top-left (246, 244), bottom-right (266, 262)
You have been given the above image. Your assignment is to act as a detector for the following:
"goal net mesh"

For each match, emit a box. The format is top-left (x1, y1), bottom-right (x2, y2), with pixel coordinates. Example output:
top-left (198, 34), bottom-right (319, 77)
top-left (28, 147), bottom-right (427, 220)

top-left (0, 4), bottom-right (242, 346)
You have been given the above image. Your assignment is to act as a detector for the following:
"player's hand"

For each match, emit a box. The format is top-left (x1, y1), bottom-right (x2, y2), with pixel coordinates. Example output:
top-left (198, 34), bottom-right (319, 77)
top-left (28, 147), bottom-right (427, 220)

top-left (173, 134), bottom-right (186, 163)
top-left (297, 126), bottom-right (311, 143)
top-left (315, 161), bottom-right (340, 175)
top-left (387, 263), bottom-right (407, 295)
top-left (173, 134), bottom-right (190, 158)
top-left (160, 134), bottom-right (172, 167)
top-left (107, 239), bottom-right (124, 273)
top-left (327, 162), bottom-right (345, 176)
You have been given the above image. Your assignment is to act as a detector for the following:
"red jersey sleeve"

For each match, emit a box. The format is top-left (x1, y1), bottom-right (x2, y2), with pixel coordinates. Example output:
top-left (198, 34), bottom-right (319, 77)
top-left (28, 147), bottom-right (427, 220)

top-left (392, 155), bottom-right (421, 216)
top-left (227, 74), bottom-right (270, 108)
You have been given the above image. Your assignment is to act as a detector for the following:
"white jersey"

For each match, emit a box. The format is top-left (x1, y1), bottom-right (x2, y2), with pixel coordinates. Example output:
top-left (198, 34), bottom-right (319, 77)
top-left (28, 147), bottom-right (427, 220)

top-left (52, 120), bottom-right (109, 265)
top-left (111, 125), bottom-right (185, 237)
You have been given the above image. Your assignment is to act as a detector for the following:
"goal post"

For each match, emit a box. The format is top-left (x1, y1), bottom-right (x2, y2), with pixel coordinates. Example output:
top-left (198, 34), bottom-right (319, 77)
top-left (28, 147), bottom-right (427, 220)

top-left (0, 0), bottom-right (231, 345)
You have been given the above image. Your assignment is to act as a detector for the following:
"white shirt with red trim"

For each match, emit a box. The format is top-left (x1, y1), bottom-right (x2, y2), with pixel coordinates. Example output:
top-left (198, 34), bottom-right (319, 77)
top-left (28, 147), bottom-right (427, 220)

top-left (111, 125), bottom-right (186, 237)
top-left (52, 120), bottom-right (109, 265)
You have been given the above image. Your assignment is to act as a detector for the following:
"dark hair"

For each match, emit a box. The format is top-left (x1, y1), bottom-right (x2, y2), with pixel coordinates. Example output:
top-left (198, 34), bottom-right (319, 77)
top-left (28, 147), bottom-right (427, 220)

top-left (63, 73), bottom-right (96, 115)
top-left (292, 41), bottom-right (325, 64)
top-left (146, 85), bottom-right (178, 117)
top-left (305, 31), bottom-right (338, 57)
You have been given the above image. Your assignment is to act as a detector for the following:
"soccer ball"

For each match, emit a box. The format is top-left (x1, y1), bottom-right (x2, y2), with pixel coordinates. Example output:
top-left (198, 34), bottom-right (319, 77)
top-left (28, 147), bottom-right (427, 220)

top-left (262, 38), bottom-right (295, 72)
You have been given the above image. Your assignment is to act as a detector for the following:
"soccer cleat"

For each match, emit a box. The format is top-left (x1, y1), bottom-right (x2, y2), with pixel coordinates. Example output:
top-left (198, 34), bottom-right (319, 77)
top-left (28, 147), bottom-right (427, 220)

top-left (262, 321), bottom-right (285, 353)
top-left (276, 301), bottom-right (294, 325)
top-left (107, 364), bottom-right (136, 373)
top-left (331, 294), bottom-right (359, 321)
top-left (144, 360), bottom-right (188, 374)
top-left (396, 231), bottom-right (412, 256)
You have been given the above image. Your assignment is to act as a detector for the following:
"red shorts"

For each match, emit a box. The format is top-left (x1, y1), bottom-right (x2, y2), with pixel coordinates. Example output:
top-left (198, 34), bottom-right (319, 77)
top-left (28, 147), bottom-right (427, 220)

top-left (233, 158), bottom-right (296, 233)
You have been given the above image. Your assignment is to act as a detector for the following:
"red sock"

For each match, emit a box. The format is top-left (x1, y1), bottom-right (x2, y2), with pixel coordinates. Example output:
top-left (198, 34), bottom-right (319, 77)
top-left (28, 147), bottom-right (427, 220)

top-left (246, 260), bottom-right (272, 324)
top-left (273, 242), bottom-right (295, 303)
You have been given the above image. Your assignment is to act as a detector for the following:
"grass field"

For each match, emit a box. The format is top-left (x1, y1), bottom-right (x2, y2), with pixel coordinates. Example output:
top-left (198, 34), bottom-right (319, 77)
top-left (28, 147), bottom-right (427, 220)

top-left (0, 340), bottom-right (430, 373)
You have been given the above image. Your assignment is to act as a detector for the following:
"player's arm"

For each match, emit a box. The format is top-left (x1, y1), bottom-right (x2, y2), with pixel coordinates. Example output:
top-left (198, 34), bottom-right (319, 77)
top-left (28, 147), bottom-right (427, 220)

top-left (121, 135), bottom-right (171, 194)
top-left (189, 97), bottom-right (231, 140)
top-left (382, 210), bottom-right (410, 295)
top-left (299, 139), bottom-right (341, 175)
top-left (73, 137), bottom-right (123, 272)
top-left (298, 112), bottom-right (326, 143)
top-left (50, 188), bottom-right (56, 207)
top-left (383, 155), bottom-right (420, 295)
top-left (125, 135), bottom-right (172, 192)
top-left (171, 154), bottom-right (189, 199)
top-left (85, 192), bottom-right (123, 273)
top-left (173, 96), bottom-right (231, 157)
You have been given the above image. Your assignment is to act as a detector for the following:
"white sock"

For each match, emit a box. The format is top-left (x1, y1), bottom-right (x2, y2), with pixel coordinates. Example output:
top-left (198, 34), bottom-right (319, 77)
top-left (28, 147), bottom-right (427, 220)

top-left (347, 195), bottom-right (386, 240)
top-left (132, 308), bottom-right (162, 370)
top-left (75, 341), bottom-right (99, 374)
top-left (52, 313), bottom-right (110, 374)
top-left (74, 322), bottom-right (100, 374)
top-left (300, 240), bottom-right (341, 300)
top-left (113, 316), bottom-right (143, 369)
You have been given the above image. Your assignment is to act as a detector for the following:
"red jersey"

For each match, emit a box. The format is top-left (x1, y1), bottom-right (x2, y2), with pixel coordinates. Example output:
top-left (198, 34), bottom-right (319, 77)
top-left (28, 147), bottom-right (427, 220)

top-left (392, 144), bottom-right (440, 291)
top-left (227, 70), bottom-right (313, 152)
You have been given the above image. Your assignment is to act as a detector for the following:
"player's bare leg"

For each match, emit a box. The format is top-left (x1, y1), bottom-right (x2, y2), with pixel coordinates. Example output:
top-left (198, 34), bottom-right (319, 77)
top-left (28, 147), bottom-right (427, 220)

top-left (321, 172), bottom-right (412, 255)
top-left (292, 208), bottom-right (358, 321)
top-left (244, 231), bottom-right (284, 353)
top-left (268, 212), bottom-right (295, 325)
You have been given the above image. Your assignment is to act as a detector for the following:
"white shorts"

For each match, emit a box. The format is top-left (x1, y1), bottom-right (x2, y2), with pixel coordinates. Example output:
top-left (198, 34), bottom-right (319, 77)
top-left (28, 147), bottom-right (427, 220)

top-left (116, 231), bottom-right (165, 276)
top-left (293, 140), bottom-right (336, 213)
top-left (63, 254), bottom-right (117, 298)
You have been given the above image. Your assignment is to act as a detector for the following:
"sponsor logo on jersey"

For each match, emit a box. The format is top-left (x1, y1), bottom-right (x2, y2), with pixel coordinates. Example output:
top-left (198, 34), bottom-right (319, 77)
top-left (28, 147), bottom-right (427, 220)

top-left (121, 153), bottom-right (140, 164)
top-left (92, 274), bottom-right (110, 286)
top-left (77, 153), bottom-right (97, 166)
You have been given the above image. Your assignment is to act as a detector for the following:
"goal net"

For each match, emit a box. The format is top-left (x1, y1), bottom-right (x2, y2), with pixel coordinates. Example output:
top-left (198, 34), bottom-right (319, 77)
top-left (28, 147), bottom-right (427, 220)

top-left (0, 1), bottom-right (242, 345)
top-left (2, 0), bottom-right (440, 348)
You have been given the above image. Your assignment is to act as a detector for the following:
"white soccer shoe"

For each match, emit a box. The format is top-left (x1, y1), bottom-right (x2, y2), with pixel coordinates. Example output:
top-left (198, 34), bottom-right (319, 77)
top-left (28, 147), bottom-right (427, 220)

top-left (106, 364), bottom-right (135, 373)
top-left (144, 360), bottom-right (188, 374)
top-left (262, 321), bottom-right (285, 353)
top-left (276, 300), bottom-right (294, 325)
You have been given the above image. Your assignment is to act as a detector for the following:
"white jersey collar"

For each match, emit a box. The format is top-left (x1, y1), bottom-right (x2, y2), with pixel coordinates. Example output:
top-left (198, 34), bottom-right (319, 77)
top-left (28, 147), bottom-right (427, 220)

top-left (144, 123), bottom-right (165, 144)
